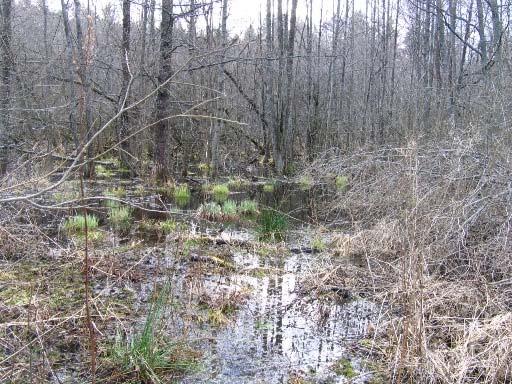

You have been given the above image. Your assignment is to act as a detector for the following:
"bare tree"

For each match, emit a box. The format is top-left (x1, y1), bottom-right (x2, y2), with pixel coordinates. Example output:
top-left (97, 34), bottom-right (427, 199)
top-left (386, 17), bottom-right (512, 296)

top-left (153, 0), bottom-right (174, 180)
top-left (0, 0), bottom-right (12, 174)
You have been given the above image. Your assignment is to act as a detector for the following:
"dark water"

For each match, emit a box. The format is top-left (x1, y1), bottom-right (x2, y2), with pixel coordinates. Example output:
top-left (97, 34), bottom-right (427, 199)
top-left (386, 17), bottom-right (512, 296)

top-left (48, 178), bottom-right (376, 383)
top-left (178, 247), bottom-right (376, 383)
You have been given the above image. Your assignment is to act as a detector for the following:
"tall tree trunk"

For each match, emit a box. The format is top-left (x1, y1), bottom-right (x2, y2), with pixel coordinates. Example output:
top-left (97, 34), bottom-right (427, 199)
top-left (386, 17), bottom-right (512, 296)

top-left (209, 0), bottom-right (228, 176)
top-left (475, 0), bottom-right (488, 64)
top-left (0, 0), bottom-right (12, 175)
top-left (153, 0), bottom-right (174, 181)
top-left (74, 0), bottom-right (94, 177)
top-left (264, 0), bottom-right (275, 166)
top-left (140, 0), bottom-right (148, 69)
top-left (60, 0), bottom-right (79, 149)
top-left (271, 0), bottom-right (298, 174)
top-left (118, 0), bottom-right (133, 173)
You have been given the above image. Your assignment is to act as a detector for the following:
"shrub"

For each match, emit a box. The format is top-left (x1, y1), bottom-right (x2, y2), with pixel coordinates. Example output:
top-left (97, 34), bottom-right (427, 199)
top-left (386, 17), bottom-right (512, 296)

top-left (108, 206), bottom-right (133, 232)
top-left (238, 199), bottom-right (258, 215)
top-left (173, 184), bottom-right (191, 207)
top-left (257, 209), bottom-right (288, 241)
top-left (212, 184), bottom-right (229, 202)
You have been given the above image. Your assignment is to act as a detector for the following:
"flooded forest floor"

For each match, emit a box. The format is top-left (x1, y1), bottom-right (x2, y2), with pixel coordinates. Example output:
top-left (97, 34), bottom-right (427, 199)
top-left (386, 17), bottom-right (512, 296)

top-left (0, 170), bottom-right (445, 383)
top-left (3, 144), bottom-right (512, 384)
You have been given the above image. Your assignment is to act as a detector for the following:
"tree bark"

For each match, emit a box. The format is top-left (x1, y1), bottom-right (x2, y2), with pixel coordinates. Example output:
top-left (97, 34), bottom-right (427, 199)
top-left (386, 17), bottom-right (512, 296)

top-left (0, 0), bottom-right (12, 175)
top-left (209, 0), bottom-right (228, 176)
top-left (118, 0), bottom-right (134, 173)
top-left (153, 0), bottom-right (174, 181)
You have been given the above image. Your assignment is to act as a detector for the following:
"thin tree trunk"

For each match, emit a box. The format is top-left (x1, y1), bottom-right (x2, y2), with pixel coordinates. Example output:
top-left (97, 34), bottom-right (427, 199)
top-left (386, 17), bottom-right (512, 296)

top-left (209, 0), bottom-right (228, 176)
top-left (74, 0), bottom-right (94, 177)
top-left (60, 0), bottom-right (79, 149)
top-left (264, 0), bottom-right (275, 166)
top-left (153, 0), bottom-right (174, 181)
top-left (0, 0), bottom-right (12, 174)
top-left (118, 0), bottom-right (133, 173)
top-left (475, 0), bottom-right (488, 64)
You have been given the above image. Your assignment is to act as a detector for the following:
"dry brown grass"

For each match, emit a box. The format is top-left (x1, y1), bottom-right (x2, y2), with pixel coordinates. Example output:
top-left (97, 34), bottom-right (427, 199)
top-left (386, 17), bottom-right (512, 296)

top-left (302, 136), bottom-right (512, 383)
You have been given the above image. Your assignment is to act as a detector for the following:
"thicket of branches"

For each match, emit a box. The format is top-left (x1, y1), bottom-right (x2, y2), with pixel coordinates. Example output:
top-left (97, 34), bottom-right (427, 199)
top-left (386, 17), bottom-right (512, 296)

top-left (0, 0), bottom-right (510, 179)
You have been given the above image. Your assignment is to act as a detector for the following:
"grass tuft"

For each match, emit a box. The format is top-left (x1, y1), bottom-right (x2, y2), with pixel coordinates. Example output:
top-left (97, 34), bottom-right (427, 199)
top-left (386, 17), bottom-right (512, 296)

top-left (222, 200), bottom-right (238, 218)
top-left (257, 209), bottom-right (288, 241)
top-left (199, 202), bottom-right (223, 220)
top-left (212, 184), bottom-right (230, 202)
top-left (335, 175), bottom-right (349, 191)
top-left (238, 199), bottom-right (258, 215)
top-left (108, 206), bottom-right (133, 232)
top-left (63, 214), bottom-right (99, 234)
top-left (107, 284), bottom-right (199, 382)
top-left (173, 184), bottom-right (191, 207)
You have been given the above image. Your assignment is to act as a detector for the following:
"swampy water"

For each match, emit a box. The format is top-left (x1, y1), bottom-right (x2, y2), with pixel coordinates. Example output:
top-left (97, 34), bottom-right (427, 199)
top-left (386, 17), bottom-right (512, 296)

top-left (50, 178), bottom-right (378, 383)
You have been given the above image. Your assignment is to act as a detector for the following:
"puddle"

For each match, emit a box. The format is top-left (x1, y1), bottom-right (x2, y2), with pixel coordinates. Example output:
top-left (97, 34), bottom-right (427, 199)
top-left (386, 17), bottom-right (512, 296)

top-left (176, 245), bottom-right (377, 383)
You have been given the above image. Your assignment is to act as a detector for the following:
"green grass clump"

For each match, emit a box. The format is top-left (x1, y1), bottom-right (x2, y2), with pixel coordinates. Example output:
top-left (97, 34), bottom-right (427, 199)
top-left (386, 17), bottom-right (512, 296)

top-left (95, 164), bottom-right (114, 178)
top-left (54, 191), bottom-right (80, 204)
top-left (63, 214), bottom-right (99, 234)
top-left (212, 184), bottom-right (230, 202)
top-left (311, 237), bottom-right (327, 252)
top-left (257, 209), bottom-right (288, 241)
top-left (108, 206), bottom-right (133, 232)
top-left (173, 184), bottom-right (191, 207)
top-left (222, 200), bottom-right (238, 218)
top-left (107, 284), bottom-right (199, 382)
top-left (158, 219), bottom-right (176, 235)
top-left (263, 182), bottom-right (275, 193)
top-left (227, 177), bottom-right (248, 190)
top-left (299, 175), bottom-right (314, 190)
top-left (199, 202), bottom-right (223, 220)
top-left (106, 186), bottom-right (126, 198)
top-left (198, 162), bottom-right (210, 176)
top-left (335, 175), bottom-right (349, 191)
top-left (238, 199), bottom-right (258, 215)
top-left (333, 358), bottom-right (357, 379)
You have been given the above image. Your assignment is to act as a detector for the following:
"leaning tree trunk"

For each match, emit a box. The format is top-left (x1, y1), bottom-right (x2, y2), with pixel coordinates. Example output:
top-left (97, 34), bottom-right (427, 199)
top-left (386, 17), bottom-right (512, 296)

top-left (0, 0), bottom-right (12, 175)
top-left (153, 0), bottom-right (174, 181)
